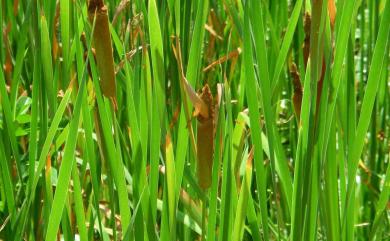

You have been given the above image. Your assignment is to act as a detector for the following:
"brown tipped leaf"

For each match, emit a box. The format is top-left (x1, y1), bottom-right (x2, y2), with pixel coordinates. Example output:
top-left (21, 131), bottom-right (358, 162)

top-left (328, 0), bottom-right (336, 30)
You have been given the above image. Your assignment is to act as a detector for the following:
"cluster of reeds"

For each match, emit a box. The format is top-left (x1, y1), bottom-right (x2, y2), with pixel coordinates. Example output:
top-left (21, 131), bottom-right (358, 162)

top-left (0, 0), bottom-right (389, 240)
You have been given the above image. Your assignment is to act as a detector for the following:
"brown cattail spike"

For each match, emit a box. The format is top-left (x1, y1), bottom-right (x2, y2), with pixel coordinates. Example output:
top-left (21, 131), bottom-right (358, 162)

top-left (303, 12), bottom-right (311, 68)
top-left (290, 63), bottom-right (303, 120)
top-left (88, 0), bottom-right (117, 100)
top-left (196, 84), bottom-right (215, 190)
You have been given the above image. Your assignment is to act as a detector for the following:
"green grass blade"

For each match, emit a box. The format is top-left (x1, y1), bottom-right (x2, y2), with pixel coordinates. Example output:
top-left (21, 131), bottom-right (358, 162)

top-left (29, 89), bottom-right (72, 198)
top-left (40, 14), bottom-right (56, 116)
top-left (271, 0), bottom-right (304, 92)
top-left (344, 0), bottom-right (390, 231)
top-left (243, 2), bottom-right (269, 239)
top-left (44, 78), bottom-right (85, 241)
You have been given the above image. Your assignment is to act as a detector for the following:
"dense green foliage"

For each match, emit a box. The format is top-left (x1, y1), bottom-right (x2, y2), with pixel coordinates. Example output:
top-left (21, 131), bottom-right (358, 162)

top-left (0, 0), bottom-right (389, 240)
